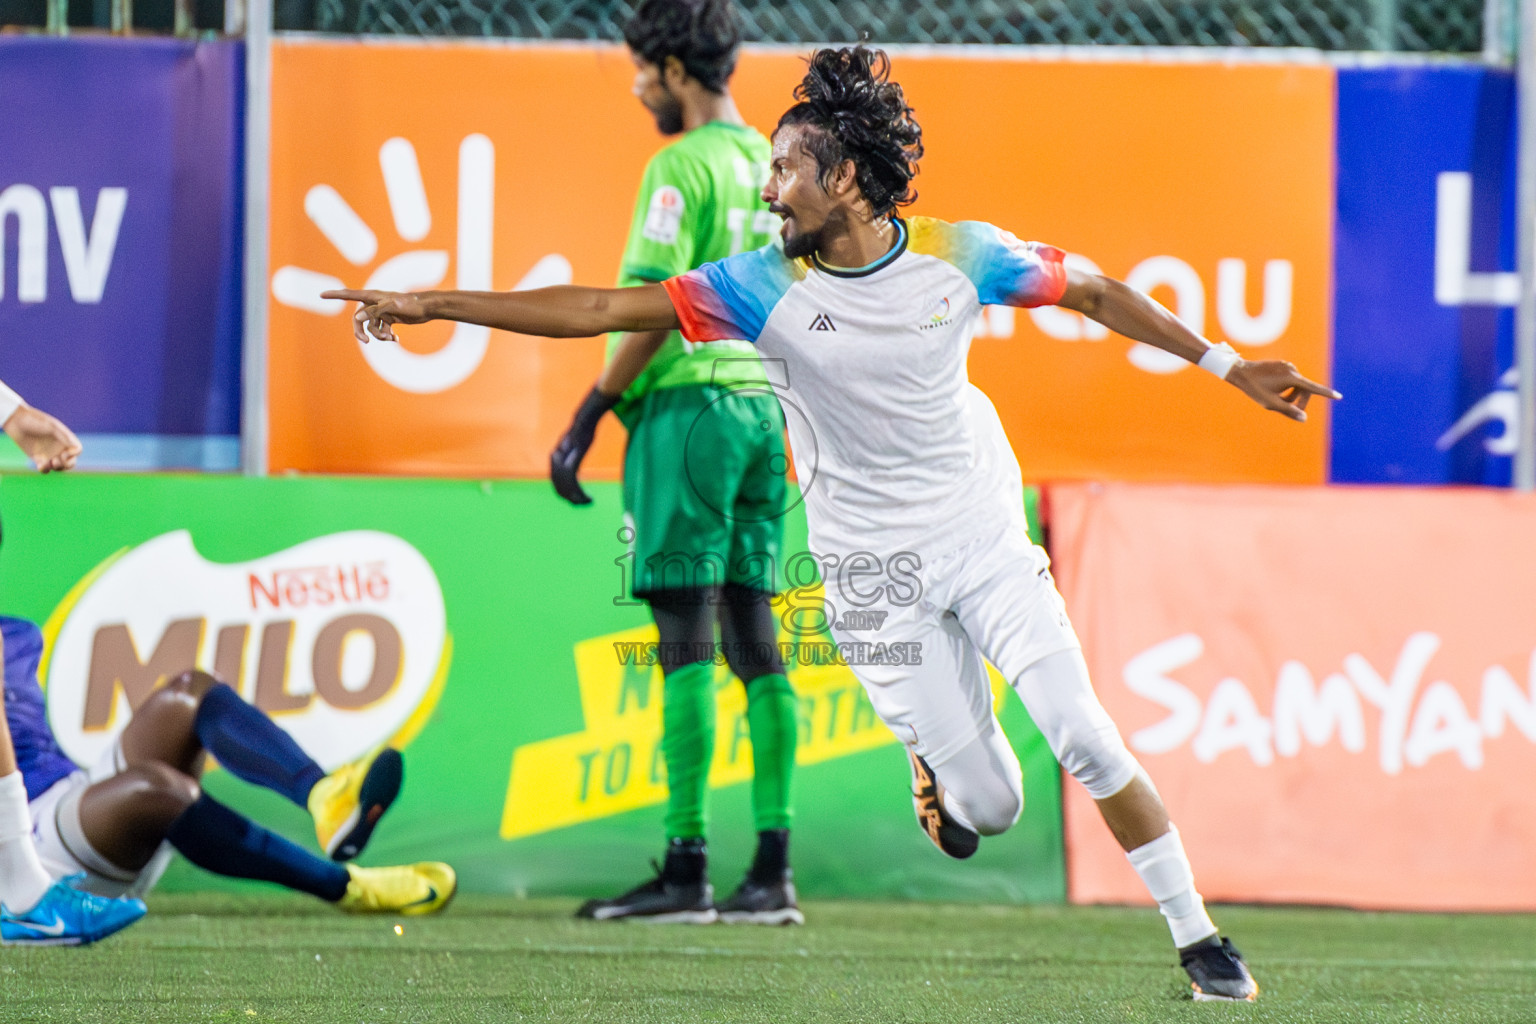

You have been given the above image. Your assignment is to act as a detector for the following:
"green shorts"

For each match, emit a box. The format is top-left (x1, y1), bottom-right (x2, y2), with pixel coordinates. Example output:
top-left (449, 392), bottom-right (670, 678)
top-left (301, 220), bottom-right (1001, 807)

top-left (622, 384), bottom-right (787, 598)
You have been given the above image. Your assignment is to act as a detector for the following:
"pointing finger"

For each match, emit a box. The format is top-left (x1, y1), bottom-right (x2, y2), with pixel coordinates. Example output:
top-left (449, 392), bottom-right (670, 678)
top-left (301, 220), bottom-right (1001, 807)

top-left (1291, 376), bottom-right (1342, 400)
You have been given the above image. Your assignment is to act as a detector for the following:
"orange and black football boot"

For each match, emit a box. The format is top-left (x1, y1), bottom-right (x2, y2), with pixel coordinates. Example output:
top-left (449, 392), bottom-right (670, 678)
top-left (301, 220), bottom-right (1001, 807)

top-left (909, 751), bottom-right (979, 859)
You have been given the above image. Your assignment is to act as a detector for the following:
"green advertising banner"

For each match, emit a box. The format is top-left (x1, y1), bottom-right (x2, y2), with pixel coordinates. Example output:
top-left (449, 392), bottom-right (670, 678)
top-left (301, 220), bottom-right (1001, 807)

top-left (0, 474), bottom-right (1063, 903)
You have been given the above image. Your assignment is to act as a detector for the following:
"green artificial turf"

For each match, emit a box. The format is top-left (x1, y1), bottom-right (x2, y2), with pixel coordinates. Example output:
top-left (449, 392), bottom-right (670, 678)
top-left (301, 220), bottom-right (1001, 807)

top-left (3, 894), bottom-right (1533, 1023)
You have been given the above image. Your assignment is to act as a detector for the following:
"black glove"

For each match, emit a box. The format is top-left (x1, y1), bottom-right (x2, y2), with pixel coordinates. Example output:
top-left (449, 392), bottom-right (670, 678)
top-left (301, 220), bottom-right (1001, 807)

top-left (550, 385), bottom-right (619, 506)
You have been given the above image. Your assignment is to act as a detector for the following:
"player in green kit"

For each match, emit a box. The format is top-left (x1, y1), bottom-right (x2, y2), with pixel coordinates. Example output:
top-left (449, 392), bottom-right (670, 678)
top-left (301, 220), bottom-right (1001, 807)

top-left (549, 0), bottom-right (801, 925)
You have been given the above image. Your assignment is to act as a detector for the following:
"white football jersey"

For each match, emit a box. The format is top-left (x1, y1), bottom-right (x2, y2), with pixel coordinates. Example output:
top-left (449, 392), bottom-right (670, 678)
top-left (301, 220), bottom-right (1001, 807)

top-left (664, 216), bottom-right (1066, 561)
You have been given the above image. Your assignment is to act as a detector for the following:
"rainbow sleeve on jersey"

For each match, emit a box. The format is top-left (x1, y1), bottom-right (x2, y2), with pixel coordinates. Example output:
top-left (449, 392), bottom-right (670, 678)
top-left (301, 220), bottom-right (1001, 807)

top-left (664, 244), bottom-right (804, 344)
top-left (907, 216), bottom-right (1067, 308)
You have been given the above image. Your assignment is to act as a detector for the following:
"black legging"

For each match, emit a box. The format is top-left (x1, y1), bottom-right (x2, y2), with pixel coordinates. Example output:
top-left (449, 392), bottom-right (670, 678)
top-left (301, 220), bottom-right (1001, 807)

top-left (648, 584), bottom-right (784, 683)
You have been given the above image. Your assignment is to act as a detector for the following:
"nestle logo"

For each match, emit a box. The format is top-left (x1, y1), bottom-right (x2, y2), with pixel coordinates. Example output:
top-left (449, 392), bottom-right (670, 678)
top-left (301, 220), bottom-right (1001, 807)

top-left (248, 563), bottom-right (390, 610)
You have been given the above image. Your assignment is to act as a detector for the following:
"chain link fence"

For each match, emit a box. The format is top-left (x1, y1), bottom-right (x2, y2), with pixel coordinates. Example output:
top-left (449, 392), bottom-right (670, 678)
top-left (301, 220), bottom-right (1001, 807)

top-left (0, 0), bottom-right (1492, 51)
top-left (311, 0), bottom-right (1485, 52)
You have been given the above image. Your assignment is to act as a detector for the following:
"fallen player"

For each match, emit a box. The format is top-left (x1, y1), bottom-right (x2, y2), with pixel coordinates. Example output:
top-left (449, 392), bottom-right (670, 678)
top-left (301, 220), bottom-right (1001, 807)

top-left (5, 617), bottom-right (453, 916)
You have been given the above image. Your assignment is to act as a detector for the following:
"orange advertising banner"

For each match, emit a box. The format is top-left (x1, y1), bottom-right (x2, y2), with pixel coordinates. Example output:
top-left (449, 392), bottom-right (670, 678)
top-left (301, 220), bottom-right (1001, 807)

top-left (268, 42), bottom-right (1331, 481)
top-left (266, 41), bottom-right (802, 477)
top-left (1049, 482), bottom-right (1536, 911)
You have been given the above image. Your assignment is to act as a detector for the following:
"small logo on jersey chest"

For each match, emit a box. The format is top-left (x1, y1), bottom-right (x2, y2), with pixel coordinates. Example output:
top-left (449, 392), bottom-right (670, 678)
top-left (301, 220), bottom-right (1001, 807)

top-left (808, 313), bottom-right (837, 331)
top-left (919, 296), bottom-right (953, 330)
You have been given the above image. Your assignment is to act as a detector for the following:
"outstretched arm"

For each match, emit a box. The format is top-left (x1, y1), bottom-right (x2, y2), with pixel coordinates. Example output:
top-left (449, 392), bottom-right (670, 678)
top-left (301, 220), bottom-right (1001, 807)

top-left (1056, 267), bottom-right (1340, 421)
top-left (321, 284), bottom-right (682, 345)
top-left (0, 379), bottom-right (81, 473)
top-left (599, 330), bottom-right (670, 397)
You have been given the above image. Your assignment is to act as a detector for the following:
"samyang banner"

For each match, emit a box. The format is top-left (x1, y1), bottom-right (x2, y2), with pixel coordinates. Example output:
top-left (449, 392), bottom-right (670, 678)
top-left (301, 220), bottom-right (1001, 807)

top-left (1049, 482), bottom-right (1536, 911)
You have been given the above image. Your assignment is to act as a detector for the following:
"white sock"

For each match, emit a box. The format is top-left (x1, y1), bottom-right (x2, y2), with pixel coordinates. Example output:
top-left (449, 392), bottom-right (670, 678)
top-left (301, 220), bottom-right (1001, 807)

top-left (0, 771), bottom-right (53, 913)
top-left (1126, 825), bottom-right (1217, 949)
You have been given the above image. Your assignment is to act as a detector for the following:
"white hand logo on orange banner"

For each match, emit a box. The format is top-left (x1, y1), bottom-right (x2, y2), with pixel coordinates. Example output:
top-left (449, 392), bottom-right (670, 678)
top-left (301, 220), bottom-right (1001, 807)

top-left (271, 134), bottom-right (572, 394)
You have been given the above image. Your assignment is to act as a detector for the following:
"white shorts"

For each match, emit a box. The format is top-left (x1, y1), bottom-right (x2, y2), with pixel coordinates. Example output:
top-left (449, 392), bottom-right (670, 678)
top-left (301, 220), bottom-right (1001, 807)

top-left (829, 522), bottom-right (1079, 764)
top-left (829, 520), bottom-right (1140, 808)
top-left (29, 742), bottom-right (172, 898)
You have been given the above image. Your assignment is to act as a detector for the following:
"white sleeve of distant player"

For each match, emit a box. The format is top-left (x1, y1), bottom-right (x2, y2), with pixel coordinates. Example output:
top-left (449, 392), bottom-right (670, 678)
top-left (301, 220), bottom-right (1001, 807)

top-left (0, 378), bottom-right (24, 427)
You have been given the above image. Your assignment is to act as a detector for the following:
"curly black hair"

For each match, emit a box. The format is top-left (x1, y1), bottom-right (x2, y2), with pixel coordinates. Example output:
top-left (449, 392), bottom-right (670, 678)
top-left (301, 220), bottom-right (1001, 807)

top-left (776, 46), bottom-right (924, 218)
top-left (623, 0), bottom-right (742, 95)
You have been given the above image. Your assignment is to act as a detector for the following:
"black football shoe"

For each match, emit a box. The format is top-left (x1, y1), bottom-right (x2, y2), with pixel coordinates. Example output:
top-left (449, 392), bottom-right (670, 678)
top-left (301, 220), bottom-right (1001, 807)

top-left (715, 870), bottom-right (804, 926)
top-left (575, 839), bottom-right (716, 924)
top-left (1180, 935), bottom-right (1259, 1002)
top-left (909, 751), bottom-right (979, 859)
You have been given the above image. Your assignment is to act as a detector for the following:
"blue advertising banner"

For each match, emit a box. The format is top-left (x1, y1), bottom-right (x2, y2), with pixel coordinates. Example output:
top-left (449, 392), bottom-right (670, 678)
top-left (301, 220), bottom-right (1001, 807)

top-left (0, 38), bottom-right (243, 471)
top-left (1332, 65), bottom-right (1518, 485)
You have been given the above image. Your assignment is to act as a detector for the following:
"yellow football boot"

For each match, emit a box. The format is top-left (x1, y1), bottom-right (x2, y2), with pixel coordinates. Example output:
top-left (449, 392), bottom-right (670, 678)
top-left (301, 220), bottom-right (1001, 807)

top-left (339, 862), bottom-right (456, 916)
top-left (309, 747), bottom-right (403, 861)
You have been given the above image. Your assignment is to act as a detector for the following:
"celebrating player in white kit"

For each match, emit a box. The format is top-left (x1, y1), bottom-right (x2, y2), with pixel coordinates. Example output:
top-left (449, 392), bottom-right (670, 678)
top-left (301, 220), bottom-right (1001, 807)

top-left (327, 45), bottom-right (1338, 1001)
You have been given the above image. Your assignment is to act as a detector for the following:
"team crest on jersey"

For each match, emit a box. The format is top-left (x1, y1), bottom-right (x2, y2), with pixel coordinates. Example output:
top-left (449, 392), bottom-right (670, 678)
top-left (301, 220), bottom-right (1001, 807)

top-left (808, 313), bottom-right (837, 331)
top-left (642, 185), bottom-right (685, 244)
top-left (920, 296), bottom-right (953, 330)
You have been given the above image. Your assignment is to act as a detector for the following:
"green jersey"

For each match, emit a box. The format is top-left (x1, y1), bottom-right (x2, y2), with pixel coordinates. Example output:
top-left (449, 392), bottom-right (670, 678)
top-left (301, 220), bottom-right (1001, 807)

top-left (610, 120), bottom-right (776, 419)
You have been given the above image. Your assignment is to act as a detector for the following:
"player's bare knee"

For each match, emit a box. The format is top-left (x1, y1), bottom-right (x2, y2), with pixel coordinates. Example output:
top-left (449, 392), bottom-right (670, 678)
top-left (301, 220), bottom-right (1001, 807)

top-left (119, 763), bottom-right (201, 824)
top-left (164, 668), bottom-right (219, 699)
top-left (136, 678), bottom-right (203, 720)
top-left (119, 682), bottom-right (204, 769)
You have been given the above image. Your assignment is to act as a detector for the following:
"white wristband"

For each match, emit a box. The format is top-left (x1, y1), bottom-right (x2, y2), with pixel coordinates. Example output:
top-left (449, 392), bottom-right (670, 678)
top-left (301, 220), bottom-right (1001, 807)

top-left (0, 379), bottom-right (23, 428)
top-left (1196, 342), bottom-right (1241, 380)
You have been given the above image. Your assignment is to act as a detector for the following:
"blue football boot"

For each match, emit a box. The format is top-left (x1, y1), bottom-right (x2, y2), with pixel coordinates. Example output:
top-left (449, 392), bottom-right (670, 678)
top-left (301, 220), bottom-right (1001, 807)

top-left (1, 876), bottom-right (147, 946)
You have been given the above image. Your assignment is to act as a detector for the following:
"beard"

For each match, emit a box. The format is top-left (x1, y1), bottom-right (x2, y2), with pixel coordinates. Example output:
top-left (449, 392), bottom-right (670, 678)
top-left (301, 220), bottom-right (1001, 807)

top-left (782, 224), bottom-right (820, 260)
top-left (650, 89), bottom-right (684, 136)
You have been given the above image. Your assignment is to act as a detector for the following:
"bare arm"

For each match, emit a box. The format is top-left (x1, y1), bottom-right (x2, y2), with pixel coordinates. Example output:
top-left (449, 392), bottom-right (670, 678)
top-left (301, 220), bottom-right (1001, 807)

top-left (1056, 267), bottom-right (1340, 421)
top-left (595, 270), bottom-right (674, 395)
top-left (547, 329), bottom-right (672, 506)
top-left (321, 283), bottom-right (682, 345)
top-left (598, 330), bottom-right (671, 397)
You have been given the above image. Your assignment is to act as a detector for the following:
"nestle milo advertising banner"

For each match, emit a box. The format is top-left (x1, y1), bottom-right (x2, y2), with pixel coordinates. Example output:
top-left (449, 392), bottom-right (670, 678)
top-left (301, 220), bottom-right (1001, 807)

top-left (0, 474), bottom-right (1063, 902)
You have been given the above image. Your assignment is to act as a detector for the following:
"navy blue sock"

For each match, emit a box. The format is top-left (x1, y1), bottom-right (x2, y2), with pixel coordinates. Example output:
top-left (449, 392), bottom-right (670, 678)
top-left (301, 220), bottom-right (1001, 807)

top-left (167, 795), bottom-right (350, 902)
top-left (195, 683), bottom-right (325, 808)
